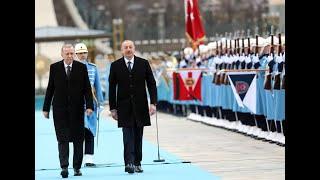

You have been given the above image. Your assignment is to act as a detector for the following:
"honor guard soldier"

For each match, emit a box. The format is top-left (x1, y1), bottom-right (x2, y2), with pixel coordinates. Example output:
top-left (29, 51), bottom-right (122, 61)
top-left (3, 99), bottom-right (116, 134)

top-left (75, 43), bottom-right (104, 167)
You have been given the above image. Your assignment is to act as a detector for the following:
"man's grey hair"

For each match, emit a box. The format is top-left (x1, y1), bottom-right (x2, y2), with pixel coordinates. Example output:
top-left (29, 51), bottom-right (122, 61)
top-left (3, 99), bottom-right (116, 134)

top-left (61, 44), bottom-right (74, 53)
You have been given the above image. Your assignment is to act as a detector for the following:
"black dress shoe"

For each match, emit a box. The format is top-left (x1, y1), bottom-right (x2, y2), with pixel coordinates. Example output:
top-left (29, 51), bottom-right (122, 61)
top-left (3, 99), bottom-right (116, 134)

top-left (134, 165), bottom-right (143, 173)
top-left (85, 163), bottom-right (96, 167)
top-left (74, 169), bottom-right (82, 176)
top-left (124, 164), bottom-right (134, 174)
top-left (60, 168), bottom-right (68, 178)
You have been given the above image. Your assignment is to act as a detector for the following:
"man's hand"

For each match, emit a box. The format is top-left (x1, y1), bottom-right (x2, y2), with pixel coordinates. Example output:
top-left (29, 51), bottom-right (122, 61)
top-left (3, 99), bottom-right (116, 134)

top-left (111, 109), bottom-right (118, 120)
top-left (149, 104), bottom-right (156, 116)
top-left (86, 108), bottom-right (93, 116)
top-left (43, 111), bottom-right (49, 119)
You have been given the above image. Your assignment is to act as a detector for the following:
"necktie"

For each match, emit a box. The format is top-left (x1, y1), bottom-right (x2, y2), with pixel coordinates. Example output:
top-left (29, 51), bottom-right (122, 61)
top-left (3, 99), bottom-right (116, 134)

top-left (67, 65), bottom-right (71, 78)
top-left (127, 61), bottom-right (132, 72)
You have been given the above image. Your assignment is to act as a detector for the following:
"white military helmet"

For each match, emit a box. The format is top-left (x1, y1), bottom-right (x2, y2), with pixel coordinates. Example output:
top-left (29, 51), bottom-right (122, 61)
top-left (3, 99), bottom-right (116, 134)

top-left (199, 44), bottom-right (208, 54)
top-left (75, 43), bottom-right (88, 53)
top-left (183, 47), bottom-right (193, 55)
top-left (207, 42), bottom-right (217, 50)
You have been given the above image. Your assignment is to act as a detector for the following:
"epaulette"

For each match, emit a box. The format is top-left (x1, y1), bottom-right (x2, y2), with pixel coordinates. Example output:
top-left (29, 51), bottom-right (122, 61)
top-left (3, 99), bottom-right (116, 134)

top-left (88, 62), bottom-right (97, 66)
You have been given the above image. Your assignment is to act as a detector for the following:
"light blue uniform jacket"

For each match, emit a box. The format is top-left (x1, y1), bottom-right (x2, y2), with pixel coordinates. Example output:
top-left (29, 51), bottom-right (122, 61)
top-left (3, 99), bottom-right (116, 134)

top-left (82, 61), bottom-right (104, 136)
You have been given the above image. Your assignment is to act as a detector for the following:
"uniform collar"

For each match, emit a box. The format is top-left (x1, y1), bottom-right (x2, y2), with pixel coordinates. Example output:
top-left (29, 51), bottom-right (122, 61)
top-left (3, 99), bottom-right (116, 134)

top-left (80, 60), bottom-right (88, 65)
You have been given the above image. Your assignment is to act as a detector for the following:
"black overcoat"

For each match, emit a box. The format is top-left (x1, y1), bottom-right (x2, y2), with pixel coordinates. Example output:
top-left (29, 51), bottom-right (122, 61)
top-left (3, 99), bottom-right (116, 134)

top-left (43, 60), bottom-right (93, 142)
top-left (108, 56), bottom-right (157, 127)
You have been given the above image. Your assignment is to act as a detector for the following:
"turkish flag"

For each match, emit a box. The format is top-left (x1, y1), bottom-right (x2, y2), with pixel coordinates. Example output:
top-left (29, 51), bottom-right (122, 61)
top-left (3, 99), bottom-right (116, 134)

top-left (185, 0), bottom-right (206, 49)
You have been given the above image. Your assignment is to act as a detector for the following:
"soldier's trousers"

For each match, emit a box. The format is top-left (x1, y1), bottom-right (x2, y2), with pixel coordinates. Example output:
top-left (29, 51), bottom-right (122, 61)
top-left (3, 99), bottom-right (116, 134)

top-left (84, 128), bottom-right (94, 154)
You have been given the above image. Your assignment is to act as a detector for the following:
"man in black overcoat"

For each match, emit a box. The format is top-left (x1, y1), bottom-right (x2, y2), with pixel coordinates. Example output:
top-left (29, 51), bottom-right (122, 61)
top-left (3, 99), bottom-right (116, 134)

top-left (109, 40), bottom-right (157, 173)
top-left (42, 44), bottom-right (93, 178)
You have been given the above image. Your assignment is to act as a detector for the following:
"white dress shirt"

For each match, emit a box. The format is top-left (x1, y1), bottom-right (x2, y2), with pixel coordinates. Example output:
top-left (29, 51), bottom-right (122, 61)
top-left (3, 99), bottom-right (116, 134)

top-left (63, 61), bottom-right (73, 75)
top-left (124, 57), bottom-right (134, 69)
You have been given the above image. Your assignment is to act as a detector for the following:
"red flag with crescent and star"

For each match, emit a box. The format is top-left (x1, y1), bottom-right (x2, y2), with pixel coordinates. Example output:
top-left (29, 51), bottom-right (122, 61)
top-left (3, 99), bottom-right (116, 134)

top-left (185, 0), bottom-right (206, 49)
